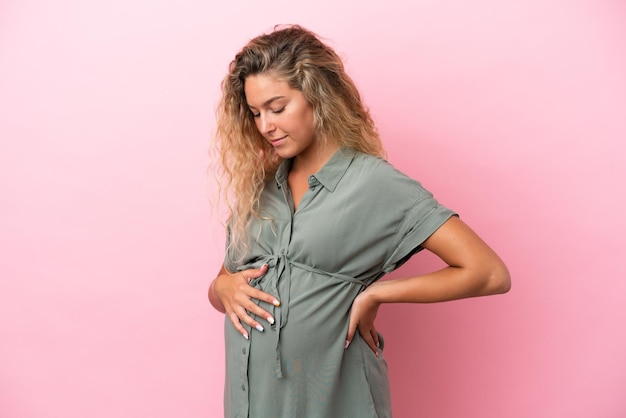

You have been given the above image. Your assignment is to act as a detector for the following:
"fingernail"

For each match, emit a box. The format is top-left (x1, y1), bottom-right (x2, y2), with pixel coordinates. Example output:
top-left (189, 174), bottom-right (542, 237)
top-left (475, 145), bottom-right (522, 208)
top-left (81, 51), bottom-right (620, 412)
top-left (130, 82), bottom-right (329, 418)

top-left (267, 316), bottom-right (275, 325)
top-left (255, 324), bottom-right (264, 332)
top-left (272, 299), bottom-right (280, 307)
top-left (243, 333), bottom-right (249, 340)
top-left (344, 340), bottom-right (351, 349)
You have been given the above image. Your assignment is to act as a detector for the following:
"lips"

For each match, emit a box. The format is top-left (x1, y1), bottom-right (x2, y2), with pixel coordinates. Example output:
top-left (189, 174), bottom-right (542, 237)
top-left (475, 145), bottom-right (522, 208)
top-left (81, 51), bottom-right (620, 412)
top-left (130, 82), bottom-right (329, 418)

top-left (269, 136), bottom-right (287, 147)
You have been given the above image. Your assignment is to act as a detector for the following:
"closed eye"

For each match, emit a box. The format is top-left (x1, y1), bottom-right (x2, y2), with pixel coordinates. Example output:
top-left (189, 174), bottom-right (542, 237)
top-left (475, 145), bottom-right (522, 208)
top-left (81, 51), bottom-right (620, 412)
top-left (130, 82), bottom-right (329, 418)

top-left (250, 107), bottom-right (284, 118)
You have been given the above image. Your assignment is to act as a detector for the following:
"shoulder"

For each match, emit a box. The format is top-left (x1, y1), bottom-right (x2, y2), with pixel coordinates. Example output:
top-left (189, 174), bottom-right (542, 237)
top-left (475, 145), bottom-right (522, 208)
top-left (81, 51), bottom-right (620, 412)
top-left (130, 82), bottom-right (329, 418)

top-left (349, 152), bottom-right (422, 190)
top-left (340, 152), bottom-right (442, 211)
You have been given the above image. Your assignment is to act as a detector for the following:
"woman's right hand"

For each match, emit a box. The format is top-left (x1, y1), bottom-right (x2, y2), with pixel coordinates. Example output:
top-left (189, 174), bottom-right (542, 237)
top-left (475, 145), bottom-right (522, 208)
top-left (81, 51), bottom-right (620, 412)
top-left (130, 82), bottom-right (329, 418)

top-left (208, 264), bottom-right (280, 339)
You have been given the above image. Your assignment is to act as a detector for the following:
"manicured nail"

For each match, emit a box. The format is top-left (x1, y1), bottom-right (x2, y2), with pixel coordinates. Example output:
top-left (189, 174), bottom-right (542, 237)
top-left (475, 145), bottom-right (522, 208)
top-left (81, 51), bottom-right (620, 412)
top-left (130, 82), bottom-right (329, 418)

top-left (255, 324), bottom-right (264, 332)
top-left (344, 340), bottom-right (351, 349)
top-left (272, 299), bottom-right (280, 307)
top-left (267, 316), bottom-right (275, 325)
top-left (243, 333), bottom-right (249, 340)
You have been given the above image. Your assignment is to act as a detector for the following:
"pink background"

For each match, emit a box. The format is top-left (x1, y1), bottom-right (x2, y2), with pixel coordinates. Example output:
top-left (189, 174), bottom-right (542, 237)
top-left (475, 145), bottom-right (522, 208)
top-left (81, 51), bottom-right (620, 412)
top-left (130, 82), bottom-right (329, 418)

top-left (1, 0), bottom-right (625, 417)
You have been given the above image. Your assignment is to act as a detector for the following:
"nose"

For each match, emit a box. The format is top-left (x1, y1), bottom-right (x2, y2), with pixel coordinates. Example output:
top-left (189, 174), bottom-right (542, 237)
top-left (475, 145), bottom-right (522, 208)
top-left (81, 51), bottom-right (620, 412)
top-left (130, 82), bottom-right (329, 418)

top-left (257, 113), bottom-right (276, 135)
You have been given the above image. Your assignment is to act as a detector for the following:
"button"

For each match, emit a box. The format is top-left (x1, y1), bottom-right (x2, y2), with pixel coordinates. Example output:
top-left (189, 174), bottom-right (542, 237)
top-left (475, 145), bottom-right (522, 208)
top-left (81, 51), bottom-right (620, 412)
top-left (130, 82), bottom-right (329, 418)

top-left (242, 348), bottom-right (247, 355)
top-left (280, 249), bottom-right (286, 255)
top-left (241, 384), bottom-right (246, 391)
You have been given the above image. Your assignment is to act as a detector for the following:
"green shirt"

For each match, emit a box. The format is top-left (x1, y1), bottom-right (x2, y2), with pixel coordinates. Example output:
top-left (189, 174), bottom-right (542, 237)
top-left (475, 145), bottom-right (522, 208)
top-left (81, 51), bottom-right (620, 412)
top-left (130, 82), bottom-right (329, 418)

top-left (224, 148), bottom-right (456, 418)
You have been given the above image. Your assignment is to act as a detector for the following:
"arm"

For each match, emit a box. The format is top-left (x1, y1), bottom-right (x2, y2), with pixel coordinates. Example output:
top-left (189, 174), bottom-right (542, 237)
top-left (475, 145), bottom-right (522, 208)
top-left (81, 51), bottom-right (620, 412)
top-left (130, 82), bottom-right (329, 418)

top-left (208, 264), bottom-right (280, 339)
top-left (346, 216), bottom-right (511, 353)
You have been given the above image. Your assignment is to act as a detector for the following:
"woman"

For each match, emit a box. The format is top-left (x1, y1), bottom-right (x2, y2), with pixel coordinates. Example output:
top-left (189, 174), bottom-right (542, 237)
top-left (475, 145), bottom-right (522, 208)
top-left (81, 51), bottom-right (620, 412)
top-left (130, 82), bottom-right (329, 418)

top-left (208, 25), bottom-right (511, 418)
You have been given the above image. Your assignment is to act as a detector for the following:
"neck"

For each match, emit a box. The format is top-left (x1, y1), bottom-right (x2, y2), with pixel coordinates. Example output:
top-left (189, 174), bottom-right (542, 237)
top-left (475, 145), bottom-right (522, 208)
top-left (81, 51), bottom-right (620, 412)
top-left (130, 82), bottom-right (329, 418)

top-left (291, 141), bottom-right (339, 175)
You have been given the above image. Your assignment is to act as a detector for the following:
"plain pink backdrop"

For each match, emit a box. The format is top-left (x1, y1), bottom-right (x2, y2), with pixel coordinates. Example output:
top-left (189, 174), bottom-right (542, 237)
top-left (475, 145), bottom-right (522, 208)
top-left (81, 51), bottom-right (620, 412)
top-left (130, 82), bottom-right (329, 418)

top-left (1, 0), bottom-right (625, 417)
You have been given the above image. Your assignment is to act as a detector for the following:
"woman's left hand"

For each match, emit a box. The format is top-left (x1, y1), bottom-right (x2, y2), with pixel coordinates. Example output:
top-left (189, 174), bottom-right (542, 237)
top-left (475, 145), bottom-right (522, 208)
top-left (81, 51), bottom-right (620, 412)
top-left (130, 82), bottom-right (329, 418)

top-left (345, 287), bottom-right (381, 356)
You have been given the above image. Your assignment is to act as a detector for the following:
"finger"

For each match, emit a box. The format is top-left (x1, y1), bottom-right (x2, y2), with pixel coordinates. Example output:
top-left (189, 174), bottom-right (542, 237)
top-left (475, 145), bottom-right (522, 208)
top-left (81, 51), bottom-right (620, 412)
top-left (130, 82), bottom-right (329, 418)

top-left (359, 327), bottom-right (379, 356)
top-left (246, 287), bottom-right (281, 308)
top-left (345, 317), bottom-right (357, 349)
top-left (243, 264), bottom-right (268, 282)
top-left (227, 311), bottom-right (249, 340)
top-left (371, 328), bottom-right (380, 357)
top-left (240, 265), bottom-right (280, 307)
top-left (372, 328), bottom-right (380, 349)
top-left (234, 305), bottom-right (267, 333)
top-left (238, 296), bottom-right (276, 326)
top-left (241, 264), bottom-right (268, 283)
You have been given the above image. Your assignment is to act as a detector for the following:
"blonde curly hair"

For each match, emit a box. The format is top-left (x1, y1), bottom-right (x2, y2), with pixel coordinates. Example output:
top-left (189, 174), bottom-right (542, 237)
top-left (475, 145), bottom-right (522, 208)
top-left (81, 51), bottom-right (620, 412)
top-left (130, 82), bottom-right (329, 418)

top-left (214, 25), bottom-right (385, 257)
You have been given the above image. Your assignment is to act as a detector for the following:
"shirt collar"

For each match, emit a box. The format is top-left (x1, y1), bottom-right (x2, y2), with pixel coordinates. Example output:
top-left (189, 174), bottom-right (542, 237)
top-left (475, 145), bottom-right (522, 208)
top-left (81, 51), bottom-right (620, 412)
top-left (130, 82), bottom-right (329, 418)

top-left (274, 148), bottom-right (356, 192)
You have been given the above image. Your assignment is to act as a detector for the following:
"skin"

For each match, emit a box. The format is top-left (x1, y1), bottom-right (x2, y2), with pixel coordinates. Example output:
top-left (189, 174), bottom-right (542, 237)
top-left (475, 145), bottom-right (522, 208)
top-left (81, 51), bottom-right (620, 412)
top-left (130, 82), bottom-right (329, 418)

top-left (208, 73), bottom-right (511, 352)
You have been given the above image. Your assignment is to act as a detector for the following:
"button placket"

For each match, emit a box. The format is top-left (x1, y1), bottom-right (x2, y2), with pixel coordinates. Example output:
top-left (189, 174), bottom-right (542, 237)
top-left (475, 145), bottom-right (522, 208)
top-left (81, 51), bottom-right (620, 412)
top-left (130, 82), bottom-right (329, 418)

top-left (239, 327), bottom-right (251, 416)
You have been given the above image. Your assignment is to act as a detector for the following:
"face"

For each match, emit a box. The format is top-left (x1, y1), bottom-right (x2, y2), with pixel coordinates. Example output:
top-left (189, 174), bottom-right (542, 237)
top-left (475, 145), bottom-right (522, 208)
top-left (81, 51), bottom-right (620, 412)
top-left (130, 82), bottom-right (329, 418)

top-left (244, 73), bottom-right (317, 160)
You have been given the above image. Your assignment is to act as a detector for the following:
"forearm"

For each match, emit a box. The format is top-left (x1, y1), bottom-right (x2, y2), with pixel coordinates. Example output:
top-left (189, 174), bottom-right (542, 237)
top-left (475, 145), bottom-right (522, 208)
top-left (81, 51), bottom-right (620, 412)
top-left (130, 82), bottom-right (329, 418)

top-left (364, 216), bottom-right (512, 305)
top-left (364, 262), bottom-right (510, 305)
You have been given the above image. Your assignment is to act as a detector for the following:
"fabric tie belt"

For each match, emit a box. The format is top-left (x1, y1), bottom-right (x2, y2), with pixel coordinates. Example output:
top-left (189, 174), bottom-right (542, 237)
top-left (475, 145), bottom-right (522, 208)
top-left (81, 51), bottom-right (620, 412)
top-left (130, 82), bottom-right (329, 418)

top-left (244, 253), bottom-right (368, 378)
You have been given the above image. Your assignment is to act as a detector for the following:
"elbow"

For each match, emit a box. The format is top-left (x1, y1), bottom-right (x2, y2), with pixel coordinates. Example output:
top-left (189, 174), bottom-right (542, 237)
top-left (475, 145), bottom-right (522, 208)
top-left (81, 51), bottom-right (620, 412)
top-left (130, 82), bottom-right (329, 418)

top-left (208, 280), bottom-right (227, 313)
top-left (485, 261), bottom-right (511, 295)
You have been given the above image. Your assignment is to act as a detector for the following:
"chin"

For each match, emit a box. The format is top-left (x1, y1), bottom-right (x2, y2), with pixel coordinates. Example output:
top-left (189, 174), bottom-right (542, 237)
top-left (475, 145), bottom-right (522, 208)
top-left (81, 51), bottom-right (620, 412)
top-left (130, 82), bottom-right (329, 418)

top-left (274, 148), bottom-right (297, 159)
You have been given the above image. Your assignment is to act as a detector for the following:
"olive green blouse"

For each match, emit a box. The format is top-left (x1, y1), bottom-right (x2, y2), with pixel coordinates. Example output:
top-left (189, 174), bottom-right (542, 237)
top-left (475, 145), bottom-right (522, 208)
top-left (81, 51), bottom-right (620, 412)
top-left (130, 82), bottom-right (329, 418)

top-left (223, 148), bottom-right (456, 418)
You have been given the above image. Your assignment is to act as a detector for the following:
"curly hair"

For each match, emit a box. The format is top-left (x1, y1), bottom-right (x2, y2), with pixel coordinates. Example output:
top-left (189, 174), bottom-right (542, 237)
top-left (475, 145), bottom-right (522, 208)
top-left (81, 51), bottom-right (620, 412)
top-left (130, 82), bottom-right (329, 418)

top-left (213, 25), bottom-right (385, 257)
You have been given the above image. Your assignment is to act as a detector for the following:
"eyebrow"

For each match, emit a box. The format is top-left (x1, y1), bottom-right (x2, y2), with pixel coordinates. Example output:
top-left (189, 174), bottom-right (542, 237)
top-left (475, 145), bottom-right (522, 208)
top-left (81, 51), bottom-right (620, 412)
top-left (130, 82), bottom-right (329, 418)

top-left (248, 96), bottom-right (285, 109)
